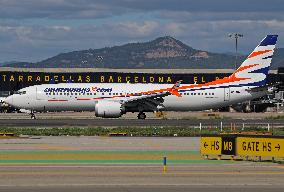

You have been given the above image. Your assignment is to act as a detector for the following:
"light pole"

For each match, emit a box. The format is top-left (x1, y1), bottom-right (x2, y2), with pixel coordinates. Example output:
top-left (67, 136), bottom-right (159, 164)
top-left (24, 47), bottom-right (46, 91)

top-left (228, 33), bottom-right (243, 70)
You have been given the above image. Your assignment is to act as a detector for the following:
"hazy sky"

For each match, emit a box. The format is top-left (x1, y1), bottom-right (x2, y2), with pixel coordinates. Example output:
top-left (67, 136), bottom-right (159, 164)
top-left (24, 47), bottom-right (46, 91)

top-left (0, 0), bottom-right (283, 62)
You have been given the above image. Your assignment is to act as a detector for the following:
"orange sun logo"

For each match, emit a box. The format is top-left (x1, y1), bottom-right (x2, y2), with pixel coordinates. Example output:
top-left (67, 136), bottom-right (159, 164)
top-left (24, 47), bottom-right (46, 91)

top-left (91, 86), bottom-right (97, 92)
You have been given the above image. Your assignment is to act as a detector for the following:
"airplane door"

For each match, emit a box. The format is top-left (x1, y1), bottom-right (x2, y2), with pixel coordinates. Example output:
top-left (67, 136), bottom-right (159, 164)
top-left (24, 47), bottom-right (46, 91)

top-left (224, 88), bottom-right (230, 101)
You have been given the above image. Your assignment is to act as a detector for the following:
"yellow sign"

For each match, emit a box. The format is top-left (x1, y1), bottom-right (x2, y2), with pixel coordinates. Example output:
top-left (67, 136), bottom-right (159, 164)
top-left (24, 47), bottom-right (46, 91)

top-left (237, 137), bottom-right (284, 157)
top-left (200, 137), bottom-right (222, 155)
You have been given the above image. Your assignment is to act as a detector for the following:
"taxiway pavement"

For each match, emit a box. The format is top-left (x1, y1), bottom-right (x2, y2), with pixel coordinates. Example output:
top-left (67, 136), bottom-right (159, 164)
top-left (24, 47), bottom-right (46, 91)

top-left (0, 163), bottom-right (284, 192)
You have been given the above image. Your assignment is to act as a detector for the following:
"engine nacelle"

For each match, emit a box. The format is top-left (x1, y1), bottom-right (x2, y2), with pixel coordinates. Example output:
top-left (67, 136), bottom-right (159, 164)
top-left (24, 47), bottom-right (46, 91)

top-left (95, 100), bottom-right (124, 118)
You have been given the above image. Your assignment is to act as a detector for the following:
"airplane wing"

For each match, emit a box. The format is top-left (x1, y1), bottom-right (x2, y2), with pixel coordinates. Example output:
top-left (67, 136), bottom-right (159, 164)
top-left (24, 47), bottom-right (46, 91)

top-left (122, 80), bottom-right (182, 111)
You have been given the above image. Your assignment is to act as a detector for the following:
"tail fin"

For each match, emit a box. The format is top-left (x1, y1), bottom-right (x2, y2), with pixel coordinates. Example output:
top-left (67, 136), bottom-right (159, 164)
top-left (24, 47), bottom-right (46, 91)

top-left (231, 35), bottom-right (278, 87)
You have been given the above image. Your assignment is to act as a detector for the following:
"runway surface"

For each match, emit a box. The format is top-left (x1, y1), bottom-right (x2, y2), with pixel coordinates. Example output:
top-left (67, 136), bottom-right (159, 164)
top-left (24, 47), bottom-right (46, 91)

top-left (0, 137), bottom-right (284, 192)
top-left (0, 118), bottom-right (284, 127)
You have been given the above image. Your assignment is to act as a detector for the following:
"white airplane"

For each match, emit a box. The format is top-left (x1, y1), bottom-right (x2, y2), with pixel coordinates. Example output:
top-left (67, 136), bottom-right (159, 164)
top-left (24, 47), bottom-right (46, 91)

top-left (4, 35), bottom-right (278, 119)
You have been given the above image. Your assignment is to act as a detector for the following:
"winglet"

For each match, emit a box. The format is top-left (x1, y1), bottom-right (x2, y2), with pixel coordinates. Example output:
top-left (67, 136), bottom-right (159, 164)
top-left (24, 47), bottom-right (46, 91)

top-left (170, 80), bottom-right (182, 97)
top-left (172, 80), bottom-right (183, 89)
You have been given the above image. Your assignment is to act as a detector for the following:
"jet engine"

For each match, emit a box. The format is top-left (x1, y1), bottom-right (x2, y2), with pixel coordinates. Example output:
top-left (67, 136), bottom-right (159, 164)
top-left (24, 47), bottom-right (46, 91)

top-left (95, 100), bottom-right (125, 118)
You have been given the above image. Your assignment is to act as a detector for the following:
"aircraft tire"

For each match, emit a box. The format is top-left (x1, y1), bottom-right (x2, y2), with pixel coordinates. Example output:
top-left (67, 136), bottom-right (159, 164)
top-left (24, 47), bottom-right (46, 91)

top-left (138, 112), bottom-right (146, 120)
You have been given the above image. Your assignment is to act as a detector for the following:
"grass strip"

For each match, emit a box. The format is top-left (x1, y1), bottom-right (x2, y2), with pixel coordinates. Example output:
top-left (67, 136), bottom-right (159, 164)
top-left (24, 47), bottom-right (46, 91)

top-left (0, 126), bottom-right (283, 136)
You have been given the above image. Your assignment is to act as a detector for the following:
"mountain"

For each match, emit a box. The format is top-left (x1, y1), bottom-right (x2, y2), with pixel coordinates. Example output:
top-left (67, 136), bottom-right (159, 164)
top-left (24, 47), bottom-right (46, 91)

top-left (0, 61), bottom-right (22, 66)
top-left (4, 36), bottom-right (283, 69)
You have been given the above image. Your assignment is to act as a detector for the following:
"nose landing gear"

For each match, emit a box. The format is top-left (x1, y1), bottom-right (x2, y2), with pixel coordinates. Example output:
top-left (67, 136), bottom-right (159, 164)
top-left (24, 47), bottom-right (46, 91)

top-left (137, 112), bottom-right (146, 120)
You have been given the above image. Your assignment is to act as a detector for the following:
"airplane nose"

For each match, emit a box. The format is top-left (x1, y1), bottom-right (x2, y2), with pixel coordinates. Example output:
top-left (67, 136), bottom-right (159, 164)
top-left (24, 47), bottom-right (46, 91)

top-left (4, 96), bottom-right (13, 106)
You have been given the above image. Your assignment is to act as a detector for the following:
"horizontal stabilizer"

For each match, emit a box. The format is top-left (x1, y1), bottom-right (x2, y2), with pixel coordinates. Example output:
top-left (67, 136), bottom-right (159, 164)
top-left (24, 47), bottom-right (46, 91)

top-left (245, 82), bottom-right (280, 93)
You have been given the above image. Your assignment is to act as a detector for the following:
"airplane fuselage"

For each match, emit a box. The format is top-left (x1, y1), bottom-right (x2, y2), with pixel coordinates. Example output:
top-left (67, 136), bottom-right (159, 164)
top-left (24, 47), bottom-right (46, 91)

top-left (9, 83), bottom-right (264, 112)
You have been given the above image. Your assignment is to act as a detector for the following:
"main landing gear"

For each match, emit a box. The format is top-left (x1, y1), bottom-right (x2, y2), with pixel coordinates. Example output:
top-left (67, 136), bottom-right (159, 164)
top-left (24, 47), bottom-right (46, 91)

top-left (137, 112), bottom-right (146, 120)
top-left (30, 111), bottom-right (36, 119)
